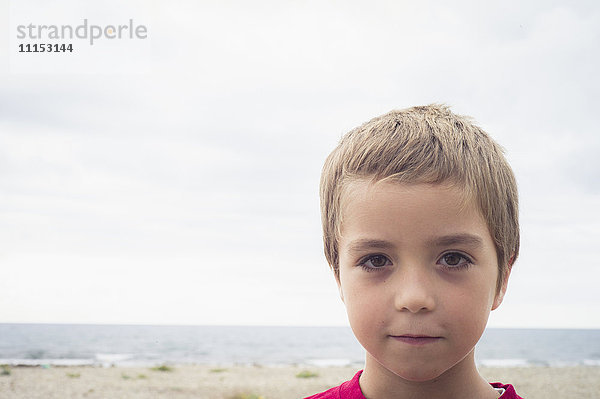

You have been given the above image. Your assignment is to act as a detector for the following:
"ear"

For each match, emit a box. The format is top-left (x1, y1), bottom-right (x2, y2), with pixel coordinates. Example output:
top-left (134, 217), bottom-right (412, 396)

top-left (492, 255), bottom-right (514, 310)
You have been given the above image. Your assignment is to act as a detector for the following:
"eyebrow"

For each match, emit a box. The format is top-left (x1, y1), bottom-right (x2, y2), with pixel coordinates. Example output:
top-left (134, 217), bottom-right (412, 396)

top-left (347, 239), bottom-right (396, 254)
top-left (346, 234), bottom-right (484, 253)
top-left (426, 233), bottom-right (484, 248)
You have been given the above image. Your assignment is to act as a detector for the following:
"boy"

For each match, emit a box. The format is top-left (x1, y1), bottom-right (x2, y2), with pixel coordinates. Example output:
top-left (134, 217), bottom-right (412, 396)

top-left (305, 105), bottom-right (522, 398)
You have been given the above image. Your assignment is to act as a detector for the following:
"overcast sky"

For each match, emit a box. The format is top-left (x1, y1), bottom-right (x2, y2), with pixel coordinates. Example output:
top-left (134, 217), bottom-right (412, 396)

top-left (1, 0), bottom-right (599, 328)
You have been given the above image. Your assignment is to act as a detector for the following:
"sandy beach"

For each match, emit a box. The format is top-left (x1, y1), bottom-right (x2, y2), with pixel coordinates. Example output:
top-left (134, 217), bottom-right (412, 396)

top-left (1, 364), bottom-right (599, 398)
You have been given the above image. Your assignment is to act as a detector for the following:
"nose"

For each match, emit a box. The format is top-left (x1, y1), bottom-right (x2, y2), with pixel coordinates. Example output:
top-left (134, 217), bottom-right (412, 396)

top-left (393, 265), bottom-right (436, 313)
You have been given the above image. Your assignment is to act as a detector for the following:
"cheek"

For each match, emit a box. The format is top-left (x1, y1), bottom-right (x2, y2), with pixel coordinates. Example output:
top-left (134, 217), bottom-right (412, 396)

top-left (341, 281), bottom-right (388, 334)
top-left (443, 283), bottom-right (494, 336)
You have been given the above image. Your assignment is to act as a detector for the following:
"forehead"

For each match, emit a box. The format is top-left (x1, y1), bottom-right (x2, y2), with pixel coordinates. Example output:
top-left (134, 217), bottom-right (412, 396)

top-left (338, 178), bottom-right (490, 244)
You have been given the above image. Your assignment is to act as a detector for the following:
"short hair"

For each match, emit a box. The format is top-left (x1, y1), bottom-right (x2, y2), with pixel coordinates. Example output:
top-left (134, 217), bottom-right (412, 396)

top-left (319, 104), bottom-right (519, 293)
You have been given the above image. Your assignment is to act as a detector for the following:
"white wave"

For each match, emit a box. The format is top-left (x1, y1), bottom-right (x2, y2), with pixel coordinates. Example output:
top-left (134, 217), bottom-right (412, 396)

top-left (305, 358), bottom-right (353, 367)
top-left (583, 359), bottom-right (600, 366)
top-left (95, 353), bottom-right (133, 362)
top-left (95, 353), bottom-right (134, 367)
top-left (478, 358), bottom-right (531, 367)
top-left (0, 358), bottom-right (95, 366)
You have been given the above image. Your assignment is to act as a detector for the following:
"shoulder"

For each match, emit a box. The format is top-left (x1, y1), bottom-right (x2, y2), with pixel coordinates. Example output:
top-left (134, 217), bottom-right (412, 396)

top-left (491, 382), bottom-right (525, 399)
top-left (303, 370), bottom-right (364, 399)
top-left (303, 384), bottom-right (341, 399)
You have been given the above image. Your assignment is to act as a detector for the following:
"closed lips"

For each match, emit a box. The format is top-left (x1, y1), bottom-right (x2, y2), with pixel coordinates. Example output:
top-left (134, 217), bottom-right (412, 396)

top-left (389, 335), bottom-right (442, 345)
top-left (392, 334), bottom-right (440, 338)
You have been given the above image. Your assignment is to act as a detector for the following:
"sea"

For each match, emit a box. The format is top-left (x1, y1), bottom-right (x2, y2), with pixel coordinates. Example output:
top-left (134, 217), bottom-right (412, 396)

top-left (0, 324), bottom-right (599, 368)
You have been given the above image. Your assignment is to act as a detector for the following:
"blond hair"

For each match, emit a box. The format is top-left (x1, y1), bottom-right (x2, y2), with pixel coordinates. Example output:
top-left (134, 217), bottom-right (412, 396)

top-left (320, 104), bottom-right (519, 292)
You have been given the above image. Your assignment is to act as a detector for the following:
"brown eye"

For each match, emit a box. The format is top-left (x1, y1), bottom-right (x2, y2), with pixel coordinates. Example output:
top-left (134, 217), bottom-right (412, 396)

top-left (443, 253), bottom-right (461, 266)
top-left (369, 256), bottom-right (388, 267)
top-left (438, 252), bottom-right (473, 270)
top-left (361, 255), bottom-right (391, 270)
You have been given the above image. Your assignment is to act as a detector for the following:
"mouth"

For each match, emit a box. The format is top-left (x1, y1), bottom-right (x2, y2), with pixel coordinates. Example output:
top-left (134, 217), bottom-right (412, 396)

top-left (389, 334), bottom-right (442, 346)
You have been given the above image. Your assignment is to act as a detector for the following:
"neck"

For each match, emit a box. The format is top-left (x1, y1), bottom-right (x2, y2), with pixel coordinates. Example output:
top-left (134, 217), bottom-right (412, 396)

top-left (359, 350), bottom-right (500, 399)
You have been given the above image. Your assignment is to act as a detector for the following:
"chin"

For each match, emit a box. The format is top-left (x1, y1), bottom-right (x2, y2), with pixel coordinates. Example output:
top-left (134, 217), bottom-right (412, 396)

top-left (392, 368), bottom-right (445, 383)
top-left (374, 358), bottom-right (446, 383)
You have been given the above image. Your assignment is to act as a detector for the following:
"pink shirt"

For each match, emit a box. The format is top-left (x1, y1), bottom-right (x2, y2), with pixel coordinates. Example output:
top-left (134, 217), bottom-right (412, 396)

top-left (303, 370), bottom-right (524, 399)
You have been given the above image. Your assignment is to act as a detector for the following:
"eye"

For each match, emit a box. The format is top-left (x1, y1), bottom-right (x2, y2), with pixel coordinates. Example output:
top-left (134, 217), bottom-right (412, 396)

top-left (438, 252), bottom-right (473, 270)
top-left (359, 255), bottom-right (392, 271)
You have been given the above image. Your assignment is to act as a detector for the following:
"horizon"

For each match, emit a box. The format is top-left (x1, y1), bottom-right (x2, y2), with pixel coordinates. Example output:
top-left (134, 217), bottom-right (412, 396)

top-left (1, 322), bottom-right (599, 331)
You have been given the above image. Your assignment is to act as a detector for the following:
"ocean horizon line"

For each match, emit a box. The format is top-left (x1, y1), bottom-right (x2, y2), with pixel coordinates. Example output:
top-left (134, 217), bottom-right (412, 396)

top-left (1, 322), bottom-right (599, 330)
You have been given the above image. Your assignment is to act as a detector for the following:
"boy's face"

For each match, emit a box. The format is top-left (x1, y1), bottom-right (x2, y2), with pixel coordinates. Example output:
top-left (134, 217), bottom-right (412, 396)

top-left (337, 180), bottom-right (507, 382)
